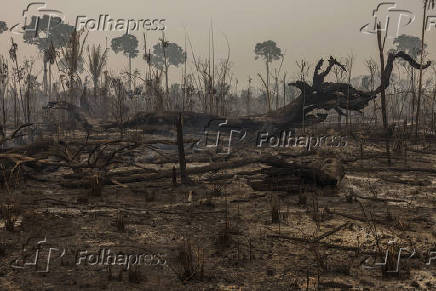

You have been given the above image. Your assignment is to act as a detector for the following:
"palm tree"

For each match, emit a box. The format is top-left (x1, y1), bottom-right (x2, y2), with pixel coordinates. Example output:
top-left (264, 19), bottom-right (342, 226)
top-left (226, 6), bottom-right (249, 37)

top-left (23, 15), bottom-right (74, 96)
top-left (59, 29), bottom-right (89, 93)
top-left (416, 0), bottom-right (435, 136)
top-left (44, 42), bottom-right (57, 99)
top-left (151, 37), bottom-right (186, 100)
top-left (87, 44), bottom-right (108, 97)
top-left (111, 34), bottom-right (139, 91)
top-left (254, 40), bottom-right (283, 112)
top-left (0, 21), bottom-right (7, 34)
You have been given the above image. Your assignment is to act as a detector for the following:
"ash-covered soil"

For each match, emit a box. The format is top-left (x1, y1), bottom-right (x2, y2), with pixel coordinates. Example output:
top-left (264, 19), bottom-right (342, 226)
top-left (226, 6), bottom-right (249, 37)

top-left (0, 127), bottom-right (435, 290)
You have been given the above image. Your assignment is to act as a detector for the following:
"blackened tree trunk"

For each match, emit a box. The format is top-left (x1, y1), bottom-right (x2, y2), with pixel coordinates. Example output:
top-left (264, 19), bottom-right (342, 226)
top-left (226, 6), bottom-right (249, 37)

top-left (43, 59), bottom-right (48, 95)
top-left (377, 22), bottom-right (391, 165)
top-left (48, 63), bottom-right (52, 99)
top-left (129, 56), bottom-right (132, 91)
top-left (176, 112), bottom-right (189, 184)
top-left (266, 61), bottom-right (271, 112)
top-left (415, 0), bottom-right (433, 137)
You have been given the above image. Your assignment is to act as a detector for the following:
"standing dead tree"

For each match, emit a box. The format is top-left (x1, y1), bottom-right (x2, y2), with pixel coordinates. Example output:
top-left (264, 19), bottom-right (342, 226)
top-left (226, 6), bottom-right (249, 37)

top-left (331, 57), bottom-right (347, 128)
top-left (188, 48), bottom-right (213, 114)
top-left (213, 37), bottom-right (232, 116)
top-left (22, 60), bottom-right (38, 124)
top-left (9, 39), bottom-right (25, 127)
top-left (365, 58), bottom-right (379, 125)
top-left (273, 54), bottom-right (285, 110)
top-left (345, 53), bottom-right (354, 130)
top-left (416, 0), bottom-right (435, 136)
top-left (176, 113), bottom-right (191, 184)
top-left (296, 59), bottom-right (311, 132)
top-left (377, 22), bottom-right (393, 165)
top-left (431, 64), bottom-right (436, 132)
top-left (0, 56), bottom-right (8, 128)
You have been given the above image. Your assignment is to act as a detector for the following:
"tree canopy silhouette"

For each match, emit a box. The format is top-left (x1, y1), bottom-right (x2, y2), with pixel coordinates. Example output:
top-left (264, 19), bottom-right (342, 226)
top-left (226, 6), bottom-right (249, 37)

top-left (152, 41), bottom-right (186, 70)
top-left (0, 21), bottom-right (7, 34)
top-left (111, 34), bottom-right (139, 90)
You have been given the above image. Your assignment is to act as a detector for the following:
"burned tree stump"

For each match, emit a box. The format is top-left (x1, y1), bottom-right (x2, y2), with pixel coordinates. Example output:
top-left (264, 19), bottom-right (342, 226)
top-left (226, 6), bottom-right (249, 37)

top-left (248, 158), bottom-right (339, 193)
top-left (176, 113), bottom-right (192, 185)
top-left (172, 166), bottom-right (177, 186)
top-left (271, 194), bottom-right (280, 224)
top-left (90, 171), bottom-right (104, 196)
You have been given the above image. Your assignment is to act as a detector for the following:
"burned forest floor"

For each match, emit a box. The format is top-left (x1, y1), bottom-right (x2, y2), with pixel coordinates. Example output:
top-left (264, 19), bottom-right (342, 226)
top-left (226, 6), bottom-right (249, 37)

top-left (0, 123), bottom-right (435, 290)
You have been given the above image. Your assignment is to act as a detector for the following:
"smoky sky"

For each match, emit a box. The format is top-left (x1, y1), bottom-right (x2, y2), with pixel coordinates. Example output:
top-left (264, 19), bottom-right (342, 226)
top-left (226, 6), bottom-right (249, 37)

top-left (0, 0), bottom-right (434, 87)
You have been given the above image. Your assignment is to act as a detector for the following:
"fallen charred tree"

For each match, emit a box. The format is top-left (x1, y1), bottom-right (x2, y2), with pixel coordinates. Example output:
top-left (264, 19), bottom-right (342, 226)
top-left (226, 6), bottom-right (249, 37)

top-left (248, 157), bottom-right (340, 192)
top-left (110, 51), bottom-right (430, 132)
top-left (59, 155), bottom-right (341, 192)
top-left (60, 156), bottom-right (266, 188)
top-left (283, 52), bottom-right (430, 125)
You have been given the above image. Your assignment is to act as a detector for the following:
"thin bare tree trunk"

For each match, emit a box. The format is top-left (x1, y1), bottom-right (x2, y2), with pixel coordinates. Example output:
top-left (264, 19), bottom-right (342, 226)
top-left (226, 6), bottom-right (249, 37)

top-left (129, 56), bottom-right (132, 91)
top-left (247, 76), bottom-right (251, 115)
top-left (377, 22), bottom-right (391, 165)
top-left (346, 54), bottom-right (353, 131)
top-left (176, 112), bottom-right (190, 184)
top-left (275, 75), bottom-right (279, 110)
top-left (430, 66), bottom-right (436, 133)
top-left (13, 87), bottom-right (18, 127)
top-left (0, 77), bottom-right (7, 126)
top-left (416, 2), bottom-right (428, 137)
top-left (266, 61), bottom-right (271, 112)
top-left (282, 73), bottom-right (286, 107)
top-left (48, 64), bottom-right (52, 100)
top-left (410, 70), bottom-right (416, 128)
top-left (43, 60), bottom-right (48, 95)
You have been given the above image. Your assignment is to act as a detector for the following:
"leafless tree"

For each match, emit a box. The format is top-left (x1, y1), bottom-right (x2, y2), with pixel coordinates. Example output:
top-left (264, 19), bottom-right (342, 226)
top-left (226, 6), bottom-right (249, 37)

top-left (416, 0), bottom-right (435, 136)
top-left (296, 59), bottom-right (311, 132)
top-left (377, 22), bottom-right (392, 164)
top-left (345, 53), bottom-right (354, 129)
top-left (0, 56), bottom-right (8, 127)
top-left (365, 58), bottom-right (379, 125)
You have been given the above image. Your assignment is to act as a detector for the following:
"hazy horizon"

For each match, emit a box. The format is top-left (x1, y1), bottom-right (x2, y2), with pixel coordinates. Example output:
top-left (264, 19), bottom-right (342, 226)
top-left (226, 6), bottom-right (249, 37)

top-left (1, 0), bottom-right (435, 88)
